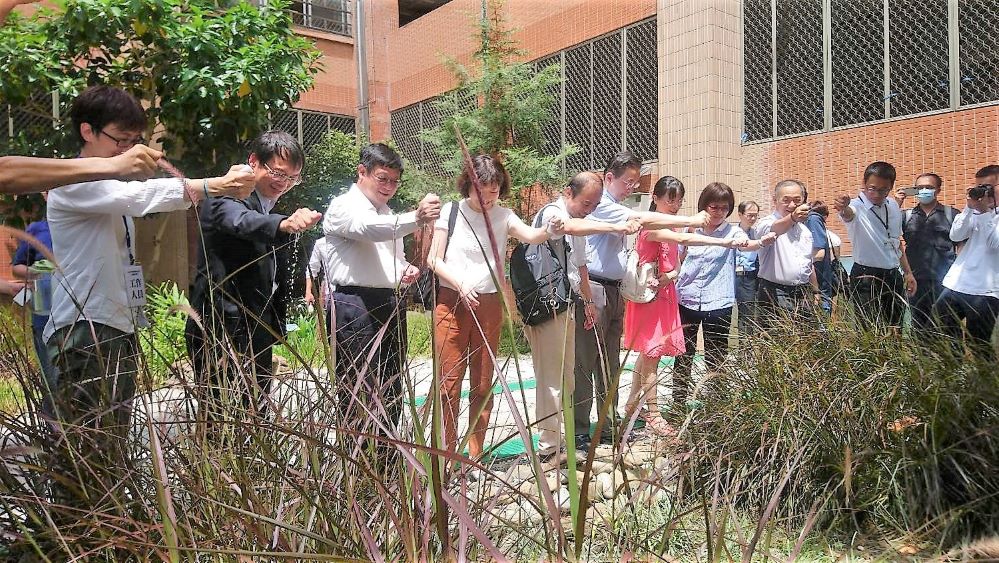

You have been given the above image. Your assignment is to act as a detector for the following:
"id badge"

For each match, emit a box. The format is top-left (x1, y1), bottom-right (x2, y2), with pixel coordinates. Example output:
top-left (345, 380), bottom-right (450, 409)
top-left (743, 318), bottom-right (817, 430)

top-left (125, 265), bottom-right (150, 328)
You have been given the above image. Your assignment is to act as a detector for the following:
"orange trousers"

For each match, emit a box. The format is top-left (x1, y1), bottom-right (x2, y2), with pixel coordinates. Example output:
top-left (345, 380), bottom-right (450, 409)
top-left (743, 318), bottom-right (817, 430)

top-left (433, 287), bottom-right (503, 459)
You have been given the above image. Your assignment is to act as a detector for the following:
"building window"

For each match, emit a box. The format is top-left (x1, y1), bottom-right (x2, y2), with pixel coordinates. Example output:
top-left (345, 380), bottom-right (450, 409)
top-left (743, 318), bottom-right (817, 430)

top-left (959, 0), bottom-right (999, 107)
top-left (776, 0), bottom-right (824, 136)
top-left (398, 0), bottom-right (453, 27)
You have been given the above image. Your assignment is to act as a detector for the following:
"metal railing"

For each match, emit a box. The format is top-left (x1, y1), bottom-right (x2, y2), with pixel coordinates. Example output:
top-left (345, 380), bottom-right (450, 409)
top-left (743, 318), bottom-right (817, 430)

top-left (287, 0), bottom-right (352, 37)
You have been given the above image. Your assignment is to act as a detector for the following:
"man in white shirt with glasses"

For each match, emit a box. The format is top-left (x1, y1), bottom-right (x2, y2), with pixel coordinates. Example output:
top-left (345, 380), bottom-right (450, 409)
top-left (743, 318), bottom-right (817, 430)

top-left (833, 161), bottom-right (918, 329)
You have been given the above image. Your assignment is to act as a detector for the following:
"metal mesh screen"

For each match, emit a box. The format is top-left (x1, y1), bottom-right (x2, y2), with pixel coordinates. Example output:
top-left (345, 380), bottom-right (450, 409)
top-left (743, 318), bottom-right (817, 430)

top-left (535, 54), bottom-right (563, 160)
top-left (889, 0), bottom-right (950, 117)
top-left (776, 0), bottom-right (824, 136)
top-left (330, 114), bottom-right (356, 134)
top-left (591, 33), bottom-right (623, 168)
top-left (625, 19), bottom-right (658, 162)
top-left (272, 109), bottom-right (299, 138)
top-left (301, 111), bottom-right (329, 149)
top-left (420, 97), bottom-right (447, 176)
top-left (743, 0), bottom-right (773, 141)
top-left (564, 43), bottom-right (592, 172)
top-left (3, 93), bottom-right (58, 155)
top-left (389, 103), bottom-right (423, 168)
top-left (269, 108), bottom-right (356, 148)
top-left (958, 0), bottom-right (999, 106)
top-left (831, 0), bottom-right (885, 127)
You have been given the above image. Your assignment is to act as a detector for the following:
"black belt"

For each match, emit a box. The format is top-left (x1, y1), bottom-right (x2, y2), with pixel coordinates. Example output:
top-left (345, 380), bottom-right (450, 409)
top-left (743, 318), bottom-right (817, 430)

top-left (589, 274), bottom-right (621, 288)
top-left (335, 285), bottom-right (396, 296)
top-left (736, 270), bottom-right (758, 278)
top-left (852, 264), bottom-right (900, 277)
top-left (758, 277), bottom-right (812, 294)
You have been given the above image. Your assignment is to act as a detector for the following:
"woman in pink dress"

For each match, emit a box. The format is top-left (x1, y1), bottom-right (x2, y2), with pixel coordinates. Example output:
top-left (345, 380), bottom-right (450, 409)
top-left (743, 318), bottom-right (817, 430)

top-left (624, 176), bottom-right (742, 436)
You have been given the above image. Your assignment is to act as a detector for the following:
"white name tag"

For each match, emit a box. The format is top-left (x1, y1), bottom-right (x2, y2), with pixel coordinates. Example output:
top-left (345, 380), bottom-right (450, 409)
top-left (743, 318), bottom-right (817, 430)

top-left (125, 265), bottom-right (147, 308)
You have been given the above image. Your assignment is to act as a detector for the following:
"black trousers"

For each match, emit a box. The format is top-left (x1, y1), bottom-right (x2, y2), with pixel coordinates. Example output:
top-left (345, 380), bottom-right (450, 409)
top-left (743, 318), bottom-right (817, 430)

top-left (330, 286), bottom-right (407, 435)
top-left (932, 288), bottom-right (999, 361)
top-left (674, 305), bottom-right (732, 406)
top-left (850, 264), bottom-right (906, 328)
top-left (186, 316), bottom-right (276, 423)
top-left (909, 277), bottom-right (944, 332)
top-left (757, 278), bottom-right (817, 327)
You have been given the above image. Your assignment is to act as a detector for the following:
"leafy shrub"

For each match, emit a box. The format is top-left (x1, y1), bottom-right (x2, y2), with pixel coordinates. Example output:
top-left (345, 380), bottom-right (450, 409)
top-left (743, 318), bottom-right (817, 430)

top-left (136, 281), bottom-right (190, 381)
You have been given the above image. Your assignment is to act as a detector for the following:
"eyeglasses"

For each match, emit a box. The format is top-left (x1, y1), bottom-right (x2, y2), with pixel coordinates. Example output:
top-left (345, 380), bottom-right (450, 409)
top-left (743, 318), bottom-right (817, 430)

top-left (372, 174), bottom-right (401, 188)
top-left (864, 186), bottom-right (892, 195)
top-left (261, 161), bottom-right (302, 186)
top-left (707, 204), bottom-right (731, 212)
top-left (614, 176), bottom-right (639, 189)
top-left (99, 129), bottom-right (145, 148)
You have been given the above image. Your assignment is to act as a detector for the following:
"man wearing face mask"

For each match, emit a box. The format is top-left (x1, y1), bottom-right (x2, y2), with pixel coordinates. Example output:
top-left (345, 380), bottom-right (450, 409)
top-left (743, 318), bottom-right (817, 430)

top-left (900, 173), bottom-right (963, 331)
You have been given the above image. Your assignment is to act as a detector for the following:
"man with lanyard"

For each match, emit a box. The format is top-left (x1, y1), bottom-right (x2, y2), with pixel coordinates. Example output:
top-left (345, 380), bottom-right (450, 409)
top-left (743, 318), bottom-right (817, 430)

top-left (44, 85), bottom-right (254, 500)
top-left (754, 179), bottom-right (820, 325)
top-left (832, 161), bottom-right (917, 329)
top-left (896, 173), bottom-right (962, 331)
top-left (323, 143), bottom-right (441, 447)
top-left (574, 151), bottom-right (707, 449)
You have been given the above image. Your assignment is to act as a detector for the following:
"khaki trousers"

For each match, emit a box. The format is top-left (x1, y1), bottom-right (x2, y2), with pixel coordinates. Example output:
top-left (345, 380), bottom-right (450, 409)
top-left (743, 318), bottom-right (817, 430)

top-left (524, 308), bottom-right (575, 455)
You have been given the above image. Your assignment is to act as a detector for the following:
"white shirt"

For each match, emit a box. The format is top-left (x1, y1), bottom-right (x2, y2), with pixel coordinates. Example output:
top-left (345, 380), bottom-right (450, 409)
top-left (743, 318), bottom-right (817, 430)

top-left (323, 184), bottom-right (419, 289)
top-left (44, 177), bottom-right (190, 341)
top-left (843, 192), bottom-right (904, 269)
top-left (433, 200), bottom-right (525, 294)
top-left (534, 198), bottom-right (588, 292)
top-left (942, 208), bottom-right (999, 298)
top-left (307, 237), bottom-right (333, 295)
top-left (755, 211), bottom-right (814, 286)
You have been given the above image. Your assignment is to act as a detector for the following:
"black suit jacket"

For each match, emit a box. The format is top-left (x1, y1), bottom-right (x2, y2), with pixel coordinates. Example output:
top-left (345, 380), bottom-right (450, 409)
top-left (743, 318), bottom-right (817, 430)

top-left (187, 191), bottom-right (290, 348)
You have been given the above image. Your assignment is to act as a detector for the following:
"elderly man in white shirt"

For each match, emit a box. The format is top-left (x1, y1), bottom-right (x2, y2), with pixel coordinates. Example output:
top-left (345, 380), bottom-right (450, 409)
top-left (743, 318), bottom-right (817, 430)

top-left (323, 143), bottom-right (441, 437)
top-left (754, 179), bottom-right (820, 325)
top-left (932, 181), bottom-right (999, 360)
top-left (44, 86), bottom-right (254, 472)
top-left (833, 161), bottom-right (918, 328)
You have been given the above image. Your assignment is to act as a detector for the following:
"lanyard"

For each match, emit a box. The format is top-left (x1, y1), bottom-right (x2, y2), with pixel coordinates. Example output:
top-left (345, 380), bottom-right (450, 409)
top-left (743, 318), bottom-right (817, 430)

top-left (869, 205), bottom-right (890, 235)
top-left (122, 216), bottom-right (135, 265)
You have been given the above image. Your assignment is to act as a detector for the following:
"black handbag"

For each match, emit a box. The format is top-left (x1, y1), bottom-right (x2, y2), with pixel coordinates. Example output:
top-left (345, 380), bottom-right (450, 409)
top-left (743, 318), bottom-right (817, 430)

top-left (509, 204), bottom-right (573, 326)
top-left (414, 202), bottom-right (459, 310)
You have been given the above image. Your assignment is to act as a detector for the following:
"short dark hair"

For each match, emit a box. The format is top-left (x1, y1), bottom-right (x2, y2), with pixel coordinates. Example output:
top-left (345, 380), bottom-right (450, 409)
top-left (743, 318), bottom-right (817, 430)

top-left (567, 171), bottom-right (602, 197)
top-left (360, 142), bottom-right (403, 173)
top-left (69, 85), bottom-right (147, 145)
top-left (603, 150), bottom-right (642, 179)
top-left (975, 164), bottom-right (999, 180)
top-left (810, 200), bottom-right (830, 218)
top-left (737, 200), bottom-right (759, 214)
top-left (697, 182), bottom-right (736, 217)
top-left (863, 161), bottom-right (897, 184)
top-left (458, 154), bottom-right (510, 198)
top-left (651, 176), bottom-right (684, 211)
top-left (249, 130), bottom-right (305, 170)
top-left (916, 172), bottom-right (943, 188)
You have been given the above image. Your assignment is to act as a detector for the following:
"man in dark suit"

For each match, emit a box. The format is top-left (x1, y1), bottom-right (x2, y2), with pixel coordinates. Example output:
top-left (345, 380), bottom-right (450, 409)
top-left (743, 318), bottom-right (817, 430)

top-left (186, 130), bottom-right (321, 421)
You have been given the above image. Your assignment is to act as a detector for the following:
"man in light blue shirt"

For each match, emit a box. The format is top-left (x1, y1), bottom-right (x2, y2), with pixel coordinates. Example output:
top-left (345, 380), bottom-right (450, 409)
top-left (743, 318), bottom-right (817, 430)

top-left (573, 151), bottom-right (708, 448)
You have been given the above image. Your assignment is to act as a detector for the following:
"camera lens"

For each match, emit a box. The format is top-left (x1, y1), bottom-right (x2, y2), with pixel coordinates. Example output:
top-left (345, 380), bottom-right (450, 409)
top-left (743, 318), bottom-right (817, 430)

top-left (967, 184), bottom-right (994, 199)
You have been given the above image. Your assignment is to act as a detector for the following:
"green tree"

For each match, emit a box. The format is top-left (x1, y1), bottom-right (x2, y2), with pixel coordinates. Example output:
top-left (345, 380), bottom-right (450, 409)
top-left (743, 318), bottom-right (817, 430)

top-left (0, 0), bottom-right (320, 178)
top-left (420, 0), bottom-right (576, 206)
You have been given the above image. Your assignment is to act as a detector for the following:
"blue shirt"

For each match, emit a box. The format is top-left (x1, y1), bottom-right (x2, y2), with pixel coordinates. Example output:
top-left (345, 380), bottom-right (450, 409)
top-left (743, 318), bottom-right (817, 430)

top-left (676, 222), bottom-right (748, 311)
top-left (734, 225), bottom-right (758, 272)
top-left (11, 220), bottom-right (52, 330)
top-left (584, 189), bottom-right (633, 280)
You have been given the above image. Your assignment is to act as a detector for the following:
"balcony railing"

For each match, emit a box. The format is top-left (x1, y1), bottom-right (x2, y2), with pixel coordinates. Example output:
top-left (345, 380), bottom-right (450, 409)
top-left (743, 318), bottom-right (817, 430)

top-left (288, 0), bottom-right (352, 37)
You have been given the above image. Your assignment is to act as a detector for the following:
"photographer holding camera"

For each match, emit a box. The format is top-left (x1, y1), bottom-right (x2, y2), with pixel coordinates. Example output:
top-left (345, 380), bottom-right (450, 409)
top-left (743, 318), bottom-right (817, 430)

top-left (931, 168), bottom-right (999, 360)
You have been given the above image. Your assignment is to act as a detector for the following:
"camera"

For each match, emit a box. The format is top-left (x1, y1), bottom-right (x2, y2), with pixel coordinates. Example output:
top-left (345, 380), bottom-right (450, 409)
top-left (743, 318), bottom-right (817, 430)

top-left (967, 184), bottom-right (995, 200)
